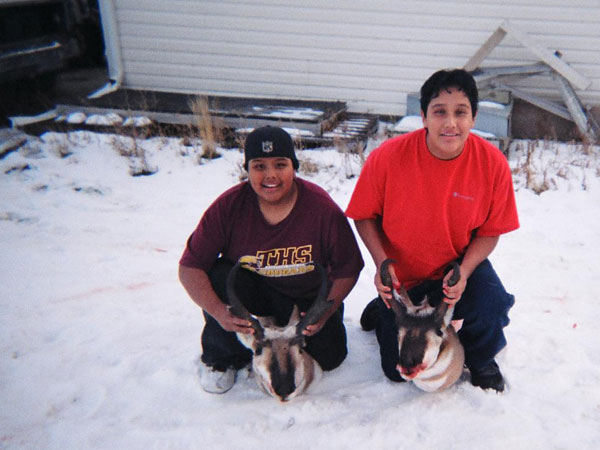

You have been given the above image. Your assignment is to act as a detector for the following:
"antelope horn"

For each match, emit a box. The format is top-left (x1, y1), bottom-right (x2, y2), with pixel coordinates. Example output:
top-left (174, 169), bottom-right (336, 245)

top-left (380, 258), bottom-right (397, 289)
top-left (226, 261), bottom-right (264, 340)
top-left (435, 261), bottom-right (461, 323)
top-left (434, 298), bottom-right (450, 325)
top-left (296, 263), bottom-right (333, 335)
top-left (380, 258), bottom-right (408, 318)
top-left (446, 260), bottom-right (460, 287)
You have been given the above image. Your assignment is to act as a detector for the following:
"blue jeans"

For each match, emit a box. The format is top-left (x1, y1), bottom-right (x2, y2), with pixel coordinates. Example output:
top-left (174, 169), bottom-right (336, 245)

top-left (200, 259), bottom-right (347, 371)
top-left (375, 259), bottom-right (514, 381)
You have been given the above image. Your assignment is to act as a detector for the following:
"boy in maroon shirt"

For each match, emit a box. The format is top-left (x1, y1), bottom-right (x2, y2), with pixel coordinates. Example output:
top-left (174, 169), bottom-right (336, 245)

top-left (180, 126), bottom-right (363, 394)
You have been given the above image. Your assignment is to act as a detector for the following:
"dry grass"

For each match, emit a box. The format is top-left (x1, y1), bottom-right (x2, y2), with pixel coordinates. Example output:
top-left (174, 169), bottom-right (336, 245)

top-left (298, 156), bottom-right (320, 174)
top-left (189, 96), bottom-right (223, 160)
top-left (109, 133), bottom-right (156, 176)
top-left (333, 135), bottom-right (366, 179)
top-left (510, 139), bottom-right (600, 194)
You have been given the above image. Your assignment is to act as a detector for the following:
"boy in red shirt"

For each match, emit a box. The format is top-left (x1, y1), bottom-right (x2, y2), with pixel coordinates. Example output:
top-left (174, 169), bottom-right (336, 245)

top-left (346, 69), bottom-right (519, 392)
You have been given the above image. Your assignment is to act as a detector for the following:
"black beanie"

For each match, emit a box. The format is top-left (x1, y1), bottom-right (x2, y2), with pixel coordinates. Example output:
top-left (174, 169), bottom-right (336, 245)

top-left (244, 126), bottom-right (299, 170)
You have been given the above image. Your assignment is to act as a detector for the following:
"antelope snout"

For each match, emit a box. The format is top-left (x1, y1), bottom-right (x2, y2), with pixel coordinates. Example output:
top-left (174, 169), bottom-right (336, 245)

top-left (397, 363), bottom-right (427, 379)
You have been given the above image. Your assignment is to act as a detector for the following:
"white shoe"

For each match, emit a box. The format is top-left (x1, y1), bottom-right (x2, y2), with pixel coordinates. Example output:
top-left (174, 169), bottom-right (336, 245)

top-left (199, 364), bottom-right (236, 394)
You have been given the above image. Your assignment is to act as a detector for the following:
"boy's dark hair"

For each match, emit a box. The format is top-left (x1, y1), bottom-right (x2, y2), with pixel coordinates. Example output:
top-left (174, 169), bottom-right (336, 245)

top-left (420, 69), bottom-right (478, 117)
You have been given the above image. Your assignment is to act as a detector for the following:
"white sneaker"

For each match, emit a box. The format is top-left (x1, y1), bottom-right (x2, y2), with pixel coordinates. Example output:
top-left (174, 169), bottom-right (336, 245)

top-left (199, 364), bottom-right (236, 394)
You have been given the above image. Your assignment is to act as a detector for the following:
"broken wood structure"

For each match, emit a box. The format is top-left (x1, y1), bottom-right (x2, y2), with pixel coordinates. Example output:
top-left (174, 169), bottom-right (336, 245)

top-left (49, 89), bottom-right (378, 150)
top-left (464, 20), bottom-right (599, 144)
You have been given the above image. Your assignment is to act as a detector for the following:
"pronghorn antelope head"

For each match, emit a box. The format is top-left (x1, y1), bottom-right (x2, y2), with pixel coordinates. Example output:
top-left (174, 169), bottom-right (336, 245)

top-left (227, 260), bottom-right (332, 401)
top-left (380, 259), bottom-right (465, 392)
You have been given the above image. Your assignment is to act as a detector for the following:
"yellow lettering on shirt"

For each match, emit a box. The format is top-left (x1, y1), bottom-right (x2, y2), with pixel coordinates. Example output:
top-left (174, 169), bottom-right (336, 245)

top-left (241, 246), bottom-right (315, 277)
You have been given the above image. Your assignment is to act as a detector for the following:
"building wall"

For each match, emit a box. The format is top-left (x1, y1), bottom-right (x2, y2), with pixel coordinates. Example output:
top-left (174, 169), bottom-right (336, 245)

top-left (103, 0), bottom-right (600, 116)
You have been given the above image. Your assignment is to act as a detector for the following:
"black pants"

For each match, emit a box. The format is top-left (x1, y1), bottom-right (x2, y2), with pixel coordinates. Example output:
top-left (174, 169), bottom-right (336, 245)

top-left (200, 259), bottom-right (347, 371)
top-left (375, 259), bottom-right (515, 381)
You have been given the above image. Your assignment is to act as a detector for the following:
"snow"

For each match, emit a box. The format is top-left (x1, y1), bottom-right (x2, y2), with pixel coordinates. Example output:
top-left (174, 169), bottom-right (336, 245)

top-left (122, 116), bottom-right (153, 128)
top-left (479, 101), bottom-right (506, 110)
top-left (393, 115), bottom-right (423, 133)
top-left (1, 128), bottom-right (600, 450)
top-left (251, 106), bottom-right (324, 121)
top-left (471, 128), bottom-right (497, 139)
top-left (85, 113), bottom-right (123, 126)
top-left (66, 112), bottom-right (87, 125)
top-left (237, 127), bottom-right (316, 138)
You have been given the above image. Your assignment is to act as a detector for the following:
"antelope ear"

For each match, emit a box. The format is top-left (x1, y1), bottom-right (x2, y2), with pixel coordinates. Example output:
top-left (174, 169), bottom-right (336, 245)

top-left (258, 316), bottom-right (276, 328)
top-left (290, 335), bottom-right (307, 348)
top-left (389, 287), bottom-right (408, 321)
top-left (287, 305), bottom-right (301, 326)
top-left (395, 286), bottom-right (413, 310)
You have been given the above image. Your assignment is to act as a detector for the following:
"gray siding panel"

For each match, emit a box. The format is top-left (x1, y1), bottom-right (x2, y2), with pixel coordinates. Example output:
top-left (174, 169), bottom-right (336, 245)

top-left (106, 0), bottom-right (600, 115)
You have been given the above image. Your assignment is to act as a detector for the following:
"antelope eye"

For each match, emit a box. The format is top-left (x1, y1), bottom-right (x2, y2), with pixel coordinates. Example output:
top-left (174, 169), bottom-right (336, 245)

top-left (436, 328), bottom-right (443, 337)
top-left (255, 346), bottom-right (263, 356)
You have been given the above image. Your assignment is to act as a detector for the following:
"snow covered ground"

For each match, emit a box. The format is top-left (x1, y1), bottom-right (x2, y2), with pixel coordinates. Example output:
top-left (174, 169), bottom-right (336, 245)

top-left (1, 127), bottom-right (599, 450)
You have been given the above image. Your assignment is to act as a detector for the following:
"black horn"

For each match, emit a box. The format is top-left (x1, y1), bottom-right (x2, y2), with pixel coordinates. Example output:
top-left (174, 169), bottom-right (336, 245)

top-left (380, 258), bottom-right (408, 318)
top-left (380, 258), bottom-right (397, 289)
top-left (226, 261), bottom-right (264, 340)
top-left (435, 261), bottom-right (461, 324)
top-left (296, 263), bottom-right (333, 335)
top-left (446, 261), bottom-right (460, 287)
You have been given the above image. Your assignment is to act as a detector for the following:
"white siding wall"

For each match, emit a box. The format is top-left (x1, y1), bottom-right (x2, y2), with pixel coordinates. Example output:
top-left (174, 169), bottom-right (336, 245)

top-left (104, 0), bottom-right (600, 116)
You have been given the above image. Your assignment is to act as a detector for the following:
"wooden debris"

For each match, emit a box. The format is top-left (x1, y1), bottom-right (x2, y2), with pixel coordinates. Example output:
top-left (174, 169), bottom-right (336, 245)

top-left (465, 20), bottom-right (591, 90)
top-left (465, 20), bottom-right (597, 143)
top-left (555, 74), bottom-right (598, 142)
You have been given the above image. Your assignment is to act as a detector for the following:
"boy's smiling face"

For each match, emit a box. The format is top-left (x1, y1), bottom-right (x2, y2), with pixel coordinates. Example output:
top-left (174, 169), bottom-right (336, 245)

top-left (247, 157), bottom-right (296, 206)
top-left (421, 87), bottom-right (476, 160)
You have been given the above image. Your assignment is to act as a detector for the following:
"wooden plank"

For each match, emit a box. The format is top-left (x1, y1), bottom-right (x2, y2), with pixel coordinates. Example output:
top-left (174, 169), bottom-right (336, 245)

top-left (55, 89), bottom-right (349, 137)
top-left (478, 88), bottom-right (512, 104)
top-left (555, 74), bottom-right (597, 141)
top-left (499, 20), bottom-right (591, 90)
top-left (473, 62), bottom-right (551, 84)
top-left (464, 26), bottom-right (507, 71)
top-left (53, 103), bottom-right (331, 135)
top-left (492, 81), bottom-right (572, 121)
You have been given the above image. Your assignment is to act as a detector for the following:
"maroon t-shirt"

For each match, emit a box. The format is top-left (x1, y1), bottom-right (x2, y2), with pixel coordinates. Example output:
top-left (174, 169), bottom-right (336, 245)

top-left (180, 178), bottom-right (364, 298)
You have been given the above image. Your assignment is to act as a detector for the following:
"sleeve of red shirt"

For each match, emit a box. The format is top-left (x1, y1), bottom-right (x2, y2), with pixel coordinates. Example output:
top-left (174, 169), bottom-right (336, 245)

top-left (345, 145), bottom-right (386, 220)
top-left (324, 203), bottom-right (365, 280)
top-left (476, 153), bottom-right (520, 237)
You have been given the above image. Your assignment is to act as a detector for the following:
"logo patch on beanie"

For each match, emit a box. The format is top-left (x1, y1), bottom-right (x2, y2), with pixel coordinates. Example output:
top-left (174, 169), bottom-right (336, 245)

top-left (262, 141), bottom-right (274, 153)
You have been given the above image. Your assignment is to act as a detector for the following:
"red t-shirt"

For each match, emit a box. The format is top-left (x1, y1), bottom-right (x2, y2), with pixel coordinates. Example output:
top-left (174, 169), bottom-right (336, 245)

top-left (346, 128), bottom-right (519, 287)
top-left (180, 178), bottom-right (364, 299)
